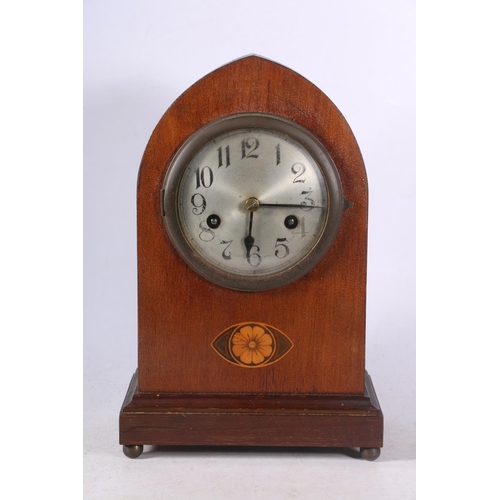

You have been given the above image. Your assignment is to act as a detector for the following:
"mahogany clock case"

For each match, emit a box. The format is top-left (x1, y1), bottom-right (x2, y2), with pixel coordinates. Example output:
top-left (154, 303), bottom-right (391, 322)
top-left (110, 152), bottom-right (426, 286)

top-left (119, 55), bottom-right (383, 458)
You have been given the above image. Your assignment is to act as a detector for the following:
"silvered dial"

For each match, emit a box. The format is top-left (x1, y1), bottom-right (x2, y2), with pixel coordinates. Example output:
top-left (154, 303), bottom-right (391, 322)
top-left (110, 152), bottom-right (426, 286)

top-left (162, 114), bottom-right (344, 291)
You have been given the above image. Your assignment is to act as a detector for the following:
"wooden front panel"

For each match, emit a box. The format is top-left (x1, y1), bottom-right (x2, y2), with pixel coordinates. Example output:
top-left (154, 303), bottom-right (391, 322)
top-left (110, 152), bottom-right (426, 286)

top-left (136, 56), bottom-right (368, 395)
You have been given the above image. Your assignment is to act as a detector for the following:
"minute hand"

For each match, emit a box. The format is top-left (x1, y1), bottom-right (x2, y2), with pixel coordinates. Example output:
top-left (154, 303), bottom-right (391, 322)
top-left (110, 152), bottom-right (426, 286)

top-left (258, 203), bottom-right (324, 208)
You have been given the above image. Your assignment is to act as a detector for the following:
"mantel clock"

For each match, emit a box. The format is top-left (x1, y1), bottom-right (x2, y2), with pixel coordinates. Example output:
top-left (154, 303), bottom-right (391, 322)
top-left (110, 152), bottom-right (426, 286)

top-left (119, 55), bottom-right (383, 460)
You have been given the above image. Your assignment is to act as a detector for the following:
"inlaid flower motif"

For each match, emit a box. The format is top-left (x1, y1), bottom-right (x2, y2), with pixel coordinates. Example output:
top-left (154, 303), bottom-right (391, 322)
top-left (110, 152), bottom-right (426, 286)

top-left (231, 325), bottom-right (273, 365)
top-left (212, 322), bottom-right (293, 368)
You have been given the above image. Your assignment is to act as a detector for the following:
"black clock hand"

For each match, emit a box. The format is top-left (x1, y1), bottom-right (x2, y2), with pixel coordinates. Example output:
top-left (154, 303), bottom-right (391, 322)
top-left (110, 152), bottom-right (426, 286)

top-left (244, 211), bottom-right (255, 255)
top-left (259, 203), bottom-right (324, 208)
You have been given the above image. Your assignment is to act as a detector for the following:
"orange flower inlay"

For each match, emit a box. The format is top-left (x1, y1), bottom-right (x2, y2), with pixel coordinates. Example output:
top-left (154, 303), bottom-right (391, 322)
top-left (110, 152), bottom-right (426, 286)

top-left (231, 325), bottom-right (273, 365)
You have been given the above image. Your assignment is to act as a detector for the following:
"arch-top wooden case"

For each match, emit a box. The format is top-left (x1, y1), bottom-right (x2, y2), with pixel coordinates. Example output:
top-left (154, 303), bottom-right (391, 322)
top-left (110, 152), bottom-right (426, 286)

top-left (119, 56), bottom-right (383, 459)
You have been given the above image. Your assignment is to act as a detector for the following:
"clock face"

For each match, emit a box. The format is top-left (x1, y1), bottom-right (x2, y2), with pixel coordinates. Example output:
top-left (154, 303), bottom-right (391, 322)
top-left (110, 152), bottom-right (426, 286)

top-left (163, 114), bottom-right (344, 291)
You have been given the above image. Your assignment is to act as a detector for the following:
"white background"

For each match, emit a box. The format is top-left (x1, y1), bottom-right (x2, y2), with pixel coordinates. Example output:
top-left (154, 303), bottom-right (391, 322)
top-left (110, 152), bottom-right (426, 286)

top-left (83, 1), bottom-right (415, 498)
top-left (6, 2), bottom-right (500, 498)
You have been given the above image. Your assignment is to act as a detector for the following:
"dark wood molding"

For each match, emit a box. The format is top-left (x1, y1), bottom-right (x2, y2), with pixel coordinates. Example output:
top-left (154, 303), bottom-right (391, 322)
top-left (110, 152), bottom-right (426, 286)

top-left (120, 370), bottom-right (383, 448)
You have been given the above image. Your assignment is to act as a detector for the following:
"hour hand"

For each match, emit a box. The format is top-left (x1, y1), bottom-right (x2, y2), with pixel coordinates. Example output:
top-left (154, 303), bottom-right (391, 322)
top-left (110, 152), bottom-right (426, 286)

top-left (244, 211), bottom-right (254, 255)
top-left (243, 198), bottom-right (260, 255)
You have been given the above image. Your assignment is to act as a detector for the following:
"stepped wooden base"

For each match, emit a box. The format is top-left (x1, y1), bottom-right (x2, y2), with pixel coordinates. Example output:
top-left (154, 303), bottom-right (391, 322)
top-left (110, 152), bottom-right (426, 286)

top-left (119, 371), bottom-right (383, 459)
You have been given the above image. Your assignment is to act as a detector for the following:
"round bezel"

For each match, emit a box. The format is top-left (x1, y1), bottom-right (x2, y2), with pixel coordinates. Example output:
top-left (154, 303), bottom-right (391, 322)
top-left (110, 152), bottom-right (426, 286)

top-left (162, 113), bottom-right (344, 291)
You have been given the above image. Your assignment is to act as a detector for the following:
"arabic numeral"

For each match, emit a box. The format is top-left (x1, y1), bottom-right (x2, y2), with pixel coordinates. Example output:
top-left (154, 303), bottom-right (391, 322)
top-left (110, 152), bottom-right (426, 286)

top-left (195, 166), bottom-right (213, 189)
top-left (274, 238), bottom-right (290, 259)
top-left (246, 244), bottom-right (262, 267)
top-left (292, 218), bottom-right (308, 238)
top-left (291, 162), bottom-right (306, 183)
top-left (300, 188), bottom-right (315, 211)
top-left (198, 220), bottom-right (215, 242)
top-left (190, 193), bottom-right (206, 215)
top-left (241, 137), bottom-right (259, 159)
top-left (220, 240), bottom-right (233, 260)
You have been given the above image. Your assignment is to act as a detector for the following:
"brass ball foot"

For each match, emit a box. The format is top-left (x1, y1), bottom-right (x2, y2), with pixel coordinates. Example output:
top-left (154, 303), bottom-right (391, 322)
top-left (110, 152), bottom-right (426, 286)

top-left (123, 445), bottom-right (143, 458)
top-left (360, 447), bottom-right (381, 461)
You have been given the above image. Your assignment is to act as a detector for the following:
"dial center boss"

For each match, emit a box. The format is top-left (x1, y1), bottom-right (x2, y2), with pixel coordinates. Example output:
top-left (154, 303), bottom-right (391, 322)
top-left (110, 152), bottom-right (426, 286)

top-left (244, 197), bottom-right (260, 212)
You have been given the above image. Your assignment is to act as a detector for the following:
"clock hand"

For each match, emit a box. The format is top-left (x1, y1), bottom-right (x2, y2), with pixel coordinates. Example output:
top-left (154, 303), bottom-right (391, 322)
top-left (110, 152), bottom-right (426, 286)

top-left (243, 197), bottom-right (260, 255)
top-left (259, 203), bottom-right (324, 208)
top-left (244, 211), bottom-right (255, 255)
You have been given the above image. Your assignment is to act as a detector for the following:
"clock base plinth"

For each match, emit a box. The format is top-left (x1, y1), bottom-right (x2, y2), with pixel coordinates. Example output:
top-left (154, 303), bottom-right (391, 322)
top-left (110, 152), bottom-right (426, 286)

top-left (119, 371), bottom-right (383, 459)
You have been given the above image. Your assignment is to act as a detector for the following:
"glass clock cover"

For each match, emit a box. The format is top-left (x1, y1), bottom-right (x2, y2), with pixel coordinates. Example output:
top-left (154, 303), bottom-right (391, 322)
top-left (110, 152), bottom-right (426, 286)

top-left (162, 114), bottom-right (344, 291)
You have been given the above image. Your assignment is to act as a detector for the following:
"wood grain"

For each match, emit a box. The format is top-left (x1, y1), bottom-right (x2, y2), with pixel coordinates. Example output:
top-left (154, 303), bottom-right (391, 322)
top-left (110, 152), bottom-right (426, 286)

top-left (136, 55), bottom-right (369, 395)
top-left (120, 370), bottom-right (383, 448)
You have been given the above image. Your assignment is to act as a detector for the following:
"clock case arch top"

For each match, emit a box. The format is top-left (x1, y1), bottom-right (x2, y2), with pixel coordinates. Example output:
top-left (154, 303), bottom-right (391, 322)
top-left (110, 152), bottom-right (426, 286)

top-left (136, 55), bottom-right (369, 395)
top-left (120, 55), bottom-right (382, 454)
